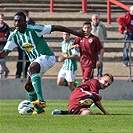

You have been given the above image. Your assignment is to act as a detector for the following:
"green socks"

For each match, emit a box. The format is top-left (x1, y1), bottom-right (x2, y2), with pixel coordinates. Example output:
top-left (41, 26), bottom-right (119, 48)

top-left (27, 90), bottom-right (37, 101)
top-left (27, 90), bottom-right (44, 113)
top-left (31, 73), bottom-right (44, 102)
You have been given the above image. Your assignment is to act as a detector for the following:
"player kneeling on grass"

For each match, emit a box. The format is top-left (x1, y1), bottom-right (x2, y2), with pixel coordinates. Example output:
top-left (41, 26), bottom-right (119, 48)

top-left (52, 73), bottom-right (114, 115)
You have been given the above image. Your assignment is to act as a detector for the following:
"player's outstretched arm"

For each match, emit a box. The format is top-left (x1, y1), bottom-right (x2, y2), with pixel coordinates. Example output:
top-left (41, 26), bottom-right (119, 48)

top-left (0, 50), bottom-right (9, 59)
top-left (95, 101), bottom-right (110, 115)
top-left (51, 25), bottom-right (85, 37)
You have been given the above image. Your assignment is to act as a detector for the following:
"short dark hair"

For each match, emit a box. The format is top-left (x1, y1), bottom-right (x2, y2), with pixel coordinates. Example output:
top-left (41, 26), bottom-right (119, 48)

top-left (83, 21), bottom-right (91, 26)
top-left (103, 73), bottom-right (114, 82)
top-left (0, 13), bottom-right (4, 17)
top-left (23, 10), bottom-right (29, 14)
top-left (14, 12), bottom-right (26, 21)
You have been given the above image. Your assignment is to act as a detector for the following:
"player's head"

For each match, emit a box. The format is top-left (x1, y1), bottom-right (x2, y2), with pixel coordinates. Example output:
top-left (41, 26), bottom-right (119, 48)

top-left (82, 21), bottom-right (92, 36)
top-left (91, 14), bottom-right (99, 25)
top-left (14, 12), bottom-right (26, 33)
top-left (0, 13), bottom-right (4, 23)
top-left (129, 6), bottom-right (133, 15)
top-left (99, 73), bottom-right (114, 89)
top-left (62, 32), bottom-right (70, 42)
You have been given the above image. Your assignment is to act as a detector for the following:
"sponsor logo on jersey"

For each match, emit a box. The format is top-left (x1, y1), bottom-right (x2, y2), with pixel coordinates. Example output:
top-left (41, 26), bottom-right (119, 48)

top-left (22, 43), bottom-right (34, 51)
top-left (63, 50), bottom-right (68, 57)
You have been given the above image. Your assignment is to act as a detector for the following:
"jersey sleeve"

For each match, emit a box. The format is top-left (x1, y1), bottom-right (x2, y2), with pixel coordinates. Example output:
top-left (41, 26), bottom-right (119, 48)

top-left (3, 35), bottom-right (17, 52)
top-left (72, 37), bottom-right (81, 45)
top-left (34, 24), bottom-right (52, 37)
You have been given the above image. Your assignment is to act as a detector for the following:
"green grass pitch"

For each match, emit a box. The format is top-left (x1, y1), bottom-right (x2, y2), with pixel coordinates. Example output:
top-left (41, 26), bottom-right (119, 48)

top-left (0, 100), bottom-right (132, 133)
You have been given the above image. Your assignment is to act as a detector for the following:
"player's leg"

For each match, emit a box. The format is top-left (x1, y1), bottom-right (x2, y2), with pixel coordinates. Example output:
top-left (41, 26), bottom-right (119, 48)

top-left (28, 61), bottom-right (45, 104)
top-left (24, 75), bottom-right (37, 101)
top-left (123, 34), bottom-right (130, 66)
top-left (29, 55), bottom-right (56, 108)
top-left (83, 67), bottom-right (94, 83)
top-left (97, 50), bottom-right (103, 78)
top-left (66, 70), bottom-right (77, 91)
top-left (57, 68), bottom-right (67, 86)
top-left (52, 109), bottom-right (69, 115)
top-left (57, 69), bottom-right (78, 91)
top-left (24, 75), bottom-right (45, 114)
top-left (80, 108), bottom-right (93, 115)
top-left (0, 60), bottom-right (10, 78)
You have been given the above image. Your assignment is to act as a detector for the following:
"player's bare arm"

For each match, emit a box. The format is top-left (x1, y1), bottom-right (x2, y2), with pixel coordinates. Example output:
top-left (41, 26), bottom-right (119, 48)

top-left (99, 48), bottom-right (104, 62)
top-left (52, 25), bottom-right (85, 37)
top-left (65, 54), bottom-right (79, 60)
top-left (95, 101), bottom-right (110, 115)
top-left (58, 54), bottom-right (79, 62)
top-left (0, 50), bottom-right (9, 59)
top-left (96, 48), bottom-right (104, 68)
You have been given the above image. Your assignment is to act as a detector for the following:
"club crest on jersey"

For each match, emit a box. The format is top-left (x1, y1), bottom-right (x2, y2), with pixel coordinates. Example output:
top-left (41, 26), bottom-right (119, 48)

top-left (88, 39), bottom-right (93, 43)
top-left (22, 43), bottom-right (33, 51)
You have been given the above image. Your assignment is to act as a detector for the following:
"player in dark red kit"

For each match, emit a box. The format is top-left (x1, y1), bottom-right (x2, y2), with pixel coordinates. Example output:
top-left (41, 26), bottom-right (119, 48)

top-left (70, 21), bottom-right (104, 83)
top-left (52, 73), bottom-right (114, 115)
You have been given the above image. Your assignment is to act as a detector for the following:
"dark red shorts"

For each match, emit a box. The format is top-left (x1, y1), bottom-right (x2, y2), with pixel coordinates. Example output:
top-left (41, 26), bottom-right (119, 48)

top-left (81, 67), bottom-right (94, 81)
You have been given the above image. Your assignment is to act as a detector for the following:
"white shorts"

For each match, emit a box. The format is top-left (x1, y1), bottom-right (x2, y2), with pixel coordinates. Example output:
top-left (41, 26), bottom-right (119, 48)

top-left (32, 55), bottom-right (56, 77)
top-left (58, 68), bottom-right (76, 82)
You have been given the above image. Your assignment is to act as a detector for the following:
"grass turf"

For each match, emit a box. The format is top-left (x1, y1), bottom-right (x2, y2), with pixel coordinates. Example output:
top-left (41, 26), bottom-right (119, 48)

top-left (0, 100), bottom-right (132, 133)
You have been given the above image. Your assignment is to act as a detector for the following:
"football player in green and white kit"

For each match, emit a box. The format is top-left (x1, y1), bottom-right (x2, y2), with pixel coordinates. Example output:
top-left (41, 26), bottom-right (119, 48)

top-left (57, 32), bottom-right (80, 91)
top-left (0, 12), bottom-right (85, 114)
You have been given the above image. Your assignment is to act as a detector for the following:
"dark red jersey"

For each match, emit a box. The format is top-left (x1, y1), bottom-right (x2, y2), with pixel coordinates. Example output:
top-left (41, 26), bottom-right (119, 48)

top-left (72, 34), bottom-right (103, 68)
top-left (68, 78), bottom-right (101, 113)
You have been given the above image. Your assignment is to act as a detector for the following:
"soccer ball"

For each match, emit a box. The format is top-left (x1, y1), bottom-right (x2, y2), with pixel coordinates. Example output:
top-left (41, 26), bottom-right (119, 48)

top-left (18, 100), bottom-right (34, 115)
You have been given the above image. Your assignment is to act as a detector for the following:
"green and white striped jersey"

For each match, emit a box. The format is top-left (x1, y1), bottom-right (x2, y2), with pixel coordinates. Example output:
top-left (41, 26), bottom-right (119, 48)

top-left (4, 24), bottom-right (54, 62)
top-left (61, 40), bottom-right (78, 71)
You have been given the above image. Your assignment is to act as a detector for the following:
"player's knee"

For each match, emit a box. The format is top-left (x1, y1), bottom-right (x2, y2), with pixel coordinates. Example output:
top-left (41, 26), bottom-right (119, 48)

top-left (57, 80), bottom-right (61, 85)
top-left (24, 82), bottom-right (34, 92)
top-left (28, 62), bottom-right (40, 75)
top-left (24, 83), bottom-right (29, 91)
top-left (57, 79), bottom-right (64, 86)
top-left (81, 110), bottom-right (93, 115)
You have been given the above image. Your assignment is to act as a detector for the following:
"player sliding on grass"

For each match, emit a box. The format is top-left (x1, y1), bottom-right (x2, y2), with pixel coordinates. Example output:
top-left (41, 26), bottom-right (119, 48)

top-left (52, 73), bottom-right (114, 115)
top-left (0, 12), bottom-right (86, 114)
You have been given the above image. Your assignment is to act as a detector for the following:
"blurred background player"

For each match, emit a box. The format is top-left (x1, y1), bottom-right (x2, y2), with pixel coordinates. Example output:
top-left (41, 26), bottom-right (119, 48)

top-left (57, 32), bottom-right (80, 91)
top-left (52, 73), bottom-right (114, 115)
top-left (116, 6), bottom-right (133, 67)
top-left (91, 14), bottom-right (107, 78)
top-left (15, 10), bottom-right (35, 78)
top-left (0, 13), bottom-right (10, 78)
top-left (70, 21), bottom-right (104, 83)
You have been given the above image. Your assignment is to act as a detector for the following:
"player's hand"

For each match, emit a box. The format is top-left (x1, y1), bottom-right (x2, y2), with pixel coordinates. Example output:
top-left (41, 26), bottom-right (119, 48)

top-left (73, 44), bottom-right (80, 49)
top-left (104, 111), bottom-right (110, 115)
top-left (96, 61), bottom-right (102, 69)
top-left (69, 44), bottom-right (79, 50)
top-left (58, 55), bottom-right (65, 62)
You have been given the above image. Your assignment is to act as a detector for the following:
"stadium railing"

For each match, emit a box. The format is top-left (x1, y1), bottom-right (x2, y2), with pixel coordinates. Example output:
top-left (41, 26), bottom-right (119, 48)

top-left (107, 0), bottom-right (129, 24)
top-left (50, 0), bottom-right (87, 13)
top-left (49, 0), bottom-right (130, 24)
